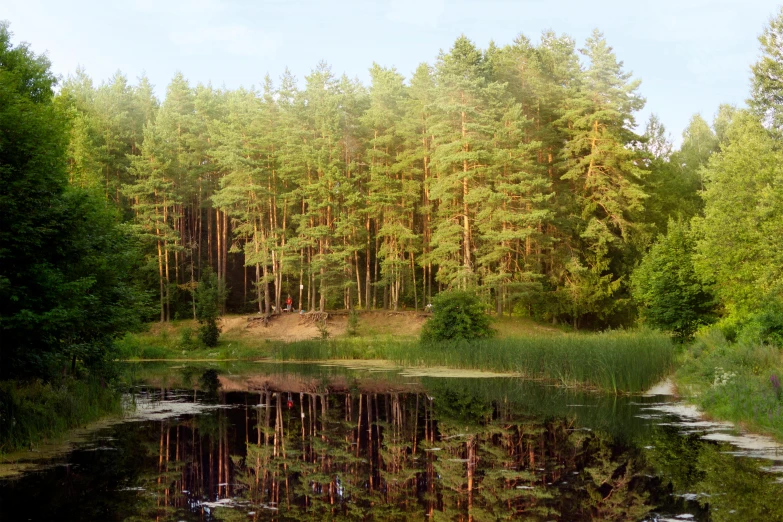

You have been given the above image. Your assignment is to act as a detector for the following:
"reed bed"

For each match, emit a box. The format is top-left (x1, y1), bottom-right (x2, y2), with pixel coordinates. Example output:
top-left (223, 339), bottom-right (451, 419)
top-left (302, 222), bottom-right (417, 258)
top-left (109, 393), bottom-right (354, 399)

top-left (272, 329), bottom-right (675, 393)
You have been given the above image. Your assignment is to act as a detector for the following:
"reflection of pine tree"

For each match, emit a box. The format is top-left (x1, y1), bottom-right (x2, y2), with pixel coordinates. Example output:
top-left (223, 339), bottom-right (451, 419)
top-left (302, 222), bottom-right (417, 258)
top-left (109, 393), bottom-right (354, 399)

top-left (117, 381), bottom-right (676, 521)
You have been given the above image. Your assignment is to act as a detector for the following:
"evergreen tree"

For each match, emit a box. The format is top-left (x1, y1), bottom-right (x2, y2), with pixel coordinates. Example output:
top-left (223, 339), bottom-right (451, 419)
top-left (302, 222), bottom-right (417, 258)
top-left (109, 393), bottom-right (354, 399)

top-left (429, 36), bottom-right (504, 289)
top-left (195, 267), bottom-right (224, 347)
top-left (363, 64), bottom-right (415, 310)
top-left (558, 30), bottom-right (647, 327)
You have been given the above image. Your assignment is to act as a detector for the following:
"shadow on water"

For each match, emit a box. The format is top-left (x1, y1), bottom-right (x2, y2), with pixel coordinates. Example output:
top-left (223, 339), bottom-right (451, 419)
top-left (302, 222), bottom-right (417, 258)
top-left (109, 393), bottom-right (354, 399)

top-left (1, 362), bottom-right (782, 521)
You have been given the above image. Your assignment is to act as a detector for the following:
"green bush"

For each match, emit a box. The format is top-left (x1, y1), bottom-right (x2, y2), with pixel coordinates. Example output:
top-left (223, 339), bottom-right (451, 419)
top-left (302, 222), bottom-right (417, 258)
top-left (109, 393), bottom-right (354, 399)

top-left (199, 320), bottom-right (220, 348)
top-left (421, 291), bottom-right (494, 342)
top-left (195, 267), bottom-right (224, 347)
top-left (632, 220), bottom-right (716, 340)
top-left (178, 327), bottom-right (197, 350)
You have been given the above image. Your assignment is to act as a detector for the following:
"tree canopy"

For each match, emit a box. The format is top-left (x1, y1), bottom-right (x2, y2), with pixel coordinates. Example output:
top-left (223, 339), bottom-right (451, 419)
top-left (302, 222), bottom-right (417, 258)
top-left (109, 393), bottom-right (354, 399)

top-left (0, 23), bottom-right (149, 380)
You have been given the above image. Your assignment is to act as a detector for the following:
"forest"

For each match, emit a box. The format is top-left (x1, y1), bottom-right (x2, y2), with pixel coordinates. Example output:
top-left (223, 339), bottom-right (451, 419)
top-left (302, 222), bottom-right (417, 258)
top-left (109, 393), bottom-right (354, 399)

top-left (3, 7), bottom-right (783, 385)
top-left (54, 29), bottom-right (705, 329)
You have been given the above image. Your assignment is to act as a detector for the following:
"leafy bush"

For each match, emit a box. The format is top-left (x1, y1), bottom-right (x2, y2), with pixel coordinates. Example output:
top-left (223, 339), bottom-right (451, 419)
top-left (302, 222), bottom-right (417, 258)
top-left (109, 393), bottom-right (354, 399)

top-left (632, 220), bottom-right (716, 340)
top-left (736, 300), bottom-right (783, 346)
top-left (316, 319), bottom-right (329, 340)
top-left (178, 327), bottom-right (197, 350)
top-left (420, 291), bottom-right (494, 342)
top-left (195, 268), bottom-right (224, 347)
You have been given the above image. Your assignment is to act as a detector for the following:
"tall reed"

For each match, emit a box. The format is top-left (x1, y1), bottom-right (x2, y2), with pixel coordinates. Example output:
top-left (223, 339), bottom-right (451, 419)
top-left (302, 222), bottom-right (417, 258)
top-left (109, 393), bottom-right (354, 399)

top-left (272, 329), bottom-right (675, 393)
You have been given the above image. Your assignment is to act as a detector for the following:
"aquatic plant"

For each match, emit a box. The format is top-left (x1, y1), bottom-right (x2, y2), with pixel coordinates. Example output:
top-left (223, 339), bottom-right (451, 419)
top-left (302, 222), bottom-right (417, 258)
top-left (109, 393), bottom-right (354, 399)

top-left (273, 329), bottom-right (674, 393)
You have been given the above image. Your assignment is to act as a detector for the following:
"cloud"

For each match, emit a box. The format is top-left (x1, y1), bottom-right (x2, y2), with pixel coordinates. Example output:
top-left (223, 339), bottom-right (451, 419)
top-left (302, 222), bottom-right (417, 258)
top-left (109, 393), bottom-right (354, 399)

top-left (386, 0), bottom-right (446, 28)
top-left (169, 24), bottom-right (283, 58)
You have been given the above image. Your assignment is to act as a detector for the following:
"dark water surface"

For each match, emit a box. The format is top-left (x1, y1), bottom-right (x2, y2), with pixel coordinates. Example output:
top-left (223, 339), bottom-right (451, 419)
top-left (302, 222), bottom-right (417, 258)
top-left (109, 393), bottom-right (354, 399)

top-left (1, 362), bottom-right (783, 521)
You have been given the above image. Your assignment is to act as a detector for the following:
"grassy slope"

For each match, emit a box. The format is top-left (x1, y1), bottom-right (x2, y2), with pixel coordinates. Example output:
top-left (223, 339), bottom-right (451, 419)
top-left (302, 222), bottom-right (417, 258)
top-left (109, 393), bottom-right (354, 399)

top-left (117, 313), bottom-right (563, 360)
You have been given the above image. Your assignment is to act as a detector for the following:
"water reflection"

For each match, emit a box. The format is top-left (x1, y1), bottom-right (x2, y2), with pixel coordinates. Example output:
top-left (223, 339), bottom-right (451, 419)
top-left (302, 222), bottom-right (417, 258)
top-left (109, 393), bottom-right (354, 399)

top-left (1, 365), bottom-right (783, 521)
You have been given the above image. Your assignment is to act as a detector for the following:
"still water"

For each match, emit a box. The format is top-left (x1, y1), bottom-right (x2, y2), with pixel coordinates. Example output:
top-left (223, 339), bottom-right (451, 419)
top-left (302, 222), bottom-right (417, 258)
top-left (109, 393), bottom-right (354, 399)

top-left (1, 362), bottom-right (783, 521)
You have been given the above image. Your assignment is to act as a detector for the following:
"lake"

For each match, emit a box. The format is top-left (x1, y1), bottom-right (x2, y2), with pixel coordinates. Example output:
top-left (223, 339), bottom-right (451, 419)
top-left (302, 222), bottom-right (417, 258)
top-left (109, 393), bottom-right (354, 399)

top-left (1, 361), bottom-right (782, 521)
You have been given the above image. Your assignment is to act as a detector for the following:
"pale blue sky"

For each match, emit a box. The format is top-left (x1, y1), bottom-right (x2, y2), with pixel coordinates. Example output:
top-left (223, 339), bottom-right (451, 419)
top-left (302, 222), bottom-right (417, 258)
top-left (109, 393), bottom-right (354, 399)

top-left (5, 0), bottom-right (779, 144)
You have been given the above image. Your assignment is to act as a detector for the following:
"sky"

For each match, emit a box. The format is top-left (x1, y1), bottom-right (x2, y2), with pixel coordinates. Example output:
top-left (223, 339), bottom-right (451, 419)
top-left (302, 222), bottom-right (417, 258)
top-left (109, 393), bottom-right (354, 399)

top-left (4, 0), bottom-right (779, 145)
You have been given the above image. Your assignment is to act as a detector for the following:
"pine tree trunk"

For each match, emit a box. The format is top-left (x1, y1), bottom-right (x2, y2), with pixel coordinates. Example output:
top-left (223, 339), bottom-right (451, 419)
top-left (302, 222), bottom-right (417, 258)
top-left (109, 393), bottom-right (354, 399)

top-left (157, 237), bottom-right (165, 322)
top-left (365, 216), bottom-right (372, 309)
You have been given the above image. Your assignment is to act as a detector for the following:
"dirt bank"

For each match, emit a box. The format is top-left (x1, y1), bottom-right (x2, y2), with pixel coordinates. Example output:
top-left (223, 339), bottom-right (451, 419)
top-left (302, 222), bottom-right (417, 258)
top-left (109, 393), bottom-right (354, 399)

top-left (220, 311), bottom-right (430, 342)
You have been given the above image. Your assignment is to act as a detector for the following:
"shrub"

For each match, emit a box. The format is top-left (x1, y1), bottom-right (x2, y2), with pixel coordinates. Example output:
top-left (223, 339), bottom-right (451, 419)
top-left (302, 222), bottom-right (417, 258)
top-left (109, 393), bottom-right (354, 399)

top-left (316, 319), bottom-right (329, 340)
top-left (420, 291), bottom-right (493, 342)
top-left (632, 220), bottom-right (716, 340)
top-left (199, 320), bottom-right (220, 348)
top-left (347, 309), bottom-right (360, 336)
top-left (178, 327), bottom-right (196, 350)
top-left (195, 267), bottom-right (224, 347)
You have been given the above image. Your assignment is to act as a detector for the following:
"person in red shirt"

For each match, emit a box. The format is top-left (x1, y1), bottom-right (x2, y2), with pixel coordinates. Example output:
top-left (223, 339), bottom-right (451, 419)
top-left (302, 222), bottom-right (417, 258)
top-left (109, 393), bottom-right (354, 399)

top-left (286, 295), bottom-right (293, 312)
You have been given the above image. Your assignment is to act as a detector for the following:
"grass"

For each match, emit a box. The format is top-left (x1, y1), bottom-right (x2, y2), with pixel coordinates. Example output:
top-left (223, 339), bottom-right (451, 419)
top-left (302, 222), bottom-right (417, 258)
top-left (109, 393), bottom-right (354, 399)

top-left (119, 316), bottom-right (674, 394)
top-left (115, 324), bottom-right (271, 361)
top-left (0, 378), bottom-right (123, 454)
top-left (271, 329), bottom-right (675, 394)
top-left (676, 327), bottom-right (783, 440)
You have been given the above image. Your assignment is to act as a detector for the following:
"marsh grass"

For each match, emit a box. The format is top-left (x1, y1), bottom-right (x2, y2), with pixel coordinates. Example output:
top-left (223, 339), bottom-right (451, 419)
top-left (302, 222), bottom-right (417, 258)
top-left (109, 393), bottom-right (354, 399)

top-left (273, 329), bottom-right (675, 393)
top-left (0, 378), bottom-right (122, 454)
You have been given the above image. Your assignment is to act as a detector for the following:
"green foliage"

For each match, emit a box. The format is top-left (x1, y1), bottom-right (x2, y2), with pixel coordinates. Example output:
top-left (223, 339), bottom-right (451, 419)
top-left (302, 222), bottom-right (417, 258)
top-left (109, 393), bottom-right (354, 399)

top-left (676, 327), bottom-right (783, 439)
top-left (750, 6), bottom-right (783, 132)
top-left (641, 115), bottom-right (705, 233)
top-left (420, 291), bottom-right (494, 342)
top-left (0, 23), bottom-right (149, 380)
top-left (177, 327), bottom-right (196, 350)
top-left (315, 318), bottom-right (330, 340)
top-left (693, 111), bottom-right (783, 325)
top-left (199, 321), bottom-right (220, 348)
top-left (632, 220), bottom-right (715, 339)
top-left (195, 267), bottom-right (224, 347)
top-left (346, 309), bottom-right (360, 336)
top-left (0, 378), bottom-right (121, 454)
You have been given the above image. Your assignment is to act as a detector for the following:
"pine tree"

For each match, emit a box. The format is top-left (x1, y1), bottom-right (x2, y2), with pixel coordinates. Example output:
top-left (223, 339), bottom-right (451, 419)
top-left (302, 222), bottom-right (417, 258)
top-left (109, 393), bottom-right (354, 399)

top-left (363, 64), bottom-right (415, 310)
top-left (558, 30), bottom-right (647, 327)
top-left (429, 36), bottom-right (503, 290)
top-left (125, 121), bottom-right (179, 321)
top-left (399, 63), bottom-right (437, 306)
